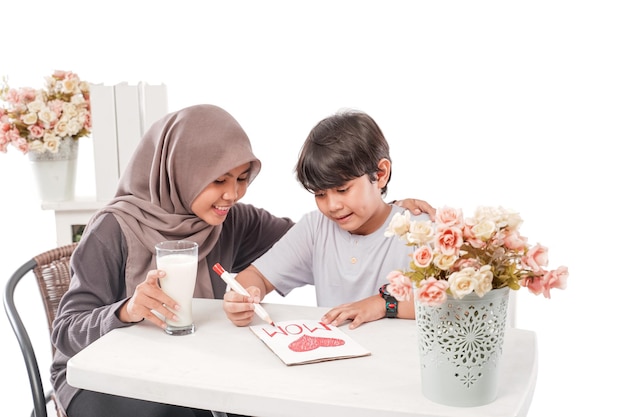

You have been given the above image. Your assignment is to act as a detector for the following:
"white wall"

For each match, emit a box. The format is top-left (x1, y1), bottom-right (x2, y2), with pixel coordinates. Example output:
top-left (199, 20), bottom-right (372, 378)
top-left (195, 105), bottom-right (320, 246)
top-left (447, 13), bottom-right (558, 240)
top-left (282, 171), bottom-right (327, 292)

top-left (1, 1), bottom-right (624, 415)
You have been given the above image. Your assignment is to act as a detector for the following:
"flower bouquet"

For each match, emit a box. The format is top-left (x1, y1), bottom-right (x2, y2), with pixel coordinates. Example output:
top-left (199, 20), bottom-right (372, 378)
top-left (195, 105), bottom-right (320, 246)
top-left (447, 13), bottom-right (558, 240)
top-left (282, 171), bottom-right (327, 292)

top-left (384, 205), bottom-right (568, 406)
top-left (0, 70), bottom-right (91, 154)
top-left (384, 205), bottom-right (568, 305)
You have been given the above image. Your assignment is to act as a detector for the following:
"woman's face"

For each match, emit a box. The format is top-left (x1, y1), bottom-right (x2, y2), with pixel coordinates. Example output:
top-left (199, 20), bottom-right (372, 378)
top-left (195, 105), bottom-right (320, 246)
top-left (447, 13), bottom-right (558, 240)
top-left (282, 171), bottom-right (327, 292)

top-left (191, 162), bottom-right (252, 225)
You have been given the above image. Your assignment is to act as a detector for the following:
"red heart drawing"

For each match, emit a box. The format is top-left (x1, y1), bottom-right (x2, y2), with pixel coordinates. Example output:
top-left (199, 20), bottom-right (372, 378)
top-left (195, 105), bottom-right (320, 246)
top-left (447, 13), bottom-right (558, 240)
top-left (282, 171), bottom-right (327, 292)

top-left (288, 334), bottom-right (346, 352)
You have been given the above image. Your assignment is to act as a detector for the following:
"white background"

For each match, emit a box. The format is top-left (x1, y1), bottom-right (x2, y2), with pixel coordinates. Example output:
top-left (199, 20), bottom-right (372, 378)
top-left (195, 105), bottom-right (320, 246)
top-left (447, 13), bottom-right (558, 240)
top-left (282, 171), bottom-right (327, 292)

top-left (1, 1), bottom-right (624, 415)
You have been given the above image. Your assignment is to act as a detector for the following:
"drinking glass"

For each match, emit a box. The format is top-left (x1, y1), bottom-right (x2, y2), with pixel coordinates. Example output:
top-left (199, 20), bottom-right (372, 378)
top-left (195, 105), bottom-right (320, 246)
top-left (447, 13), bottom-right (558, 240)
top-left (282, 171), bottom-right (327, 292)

top-left (155, 240), bottom-right (198, 335)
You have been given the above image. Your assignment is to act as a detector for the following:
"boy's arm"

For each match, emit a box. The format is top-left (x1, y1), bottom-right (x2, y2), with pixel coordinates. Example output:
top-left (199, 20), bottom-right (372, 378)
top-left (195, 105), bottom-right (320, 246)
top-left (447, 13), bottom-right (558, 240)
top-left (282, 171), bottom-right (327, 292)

top-left (222, 265), bottom-right (275, 327)
top-left (320, 291), bottom-right (416, 330)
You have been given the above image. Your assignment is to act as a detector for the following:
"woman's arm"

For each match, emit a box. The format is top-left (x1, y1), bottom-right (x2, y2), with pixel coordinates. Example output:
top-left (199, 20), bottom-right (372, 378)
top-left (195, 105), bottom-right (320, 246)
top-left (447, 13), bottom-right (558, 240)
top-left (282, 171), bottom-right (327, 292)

top-left (392, 198), bottom-right (436, 220)
top-left (51, 214), bottom-right (131, 357)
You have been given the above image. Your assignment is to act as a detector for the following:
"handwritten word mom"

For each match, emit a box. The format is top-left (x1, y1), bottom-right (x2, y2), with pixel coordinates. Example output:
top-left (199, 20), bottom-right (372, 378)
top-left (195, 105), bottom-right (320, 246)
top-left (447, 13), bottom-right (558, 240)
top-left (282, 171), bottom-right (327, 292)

top-left (262, 321), bottom-right (333, 338)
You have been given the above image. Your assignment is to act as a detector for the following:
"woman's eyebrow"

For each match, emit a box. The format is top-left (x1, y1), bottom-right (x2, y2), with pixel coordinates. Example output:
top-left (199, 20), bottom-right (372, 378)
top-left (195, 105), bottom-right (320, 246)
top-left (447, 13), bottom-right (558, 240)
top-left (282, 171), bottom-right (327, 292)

top-left (222, 167), bottom-right (251, 178)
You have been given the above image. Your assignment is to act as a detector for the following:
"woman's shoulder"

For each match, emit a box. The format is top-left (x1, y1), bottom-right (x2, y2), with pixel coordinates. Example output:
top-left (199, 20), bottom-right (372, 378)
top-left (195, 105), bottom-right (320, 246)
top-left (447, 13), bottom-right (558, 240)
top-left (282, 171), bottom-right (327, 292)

top-left (72, 212), bottom-right (127, 269)
top-left (85, 211), bottom-right (122, 237)
top-left (222, 203), bottom-right (295, 242)
top-left (78, 212), bottom-right (125, 253)
top-left (229, 203), bottom-right (294, 226)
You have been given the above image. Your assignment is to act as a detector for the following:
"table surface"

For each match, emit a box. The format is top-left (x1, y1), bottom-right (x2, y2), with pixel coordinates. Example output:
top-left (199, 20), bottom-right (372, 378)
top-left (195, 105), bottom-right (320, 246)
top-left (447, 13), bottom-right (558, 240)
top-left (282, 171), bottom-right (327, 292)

top-left (67, 299), bottom-right (538, 417)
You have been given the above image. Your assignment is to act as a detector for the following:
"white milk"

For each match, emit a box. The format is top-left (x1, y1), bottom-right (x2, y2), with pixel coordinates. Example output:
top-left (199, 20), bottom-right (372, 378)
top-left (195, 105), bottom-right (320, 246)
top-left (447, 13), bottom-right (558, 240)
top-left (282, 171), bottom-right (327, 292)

top-left (157, 253), bottom-right (198, 327)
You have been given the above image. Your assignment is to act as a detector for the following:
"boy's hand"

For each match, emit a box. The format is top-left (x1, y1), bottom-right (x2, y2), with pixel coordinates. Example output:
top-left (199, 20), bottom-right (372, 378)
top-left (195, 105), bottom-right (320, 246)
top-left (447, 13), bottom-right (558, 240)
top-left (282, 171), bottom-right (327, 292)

top-left (320, 296), bottom-right (385, 329)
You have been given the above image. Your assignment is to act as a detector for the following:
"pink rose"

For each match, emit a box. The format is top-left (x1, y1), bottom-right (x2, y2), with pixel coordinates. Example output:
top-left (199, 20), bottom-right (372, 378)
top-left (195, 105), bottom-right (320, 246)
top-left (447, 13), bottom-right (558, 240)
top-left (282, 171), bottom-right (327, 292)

top-left (18, 87), bottom-right (37, 103)
top-left (434, 226), bottom-right (463, 256)
top-left (522, 274), bottom-right (545, 296)
top-left (28, 124), bottom-right (45, 138)
top-left (48, 99), bottom-right (64, 115)
top-left (522, 244), bottom-right (549, 272)
top-left (502, 229), bottom-right (528, 251)
top-left (462, 224), bottom-right (485, 249)
top-left (386, 270), bottom-right (412, 301)
top-left (412, 245), bottom-right (433, 268)
top-left (451, 257), bottom-right (480, 272)
top-left (540, 266), bottom-right (569, 298)
top-left (435, 206), bottom-right (464, 227)
top-left (14, 137), bottom-right (30, 153)
top-left (416, 277), bottom-right (449, 306)
top-left (53, 70), bottom-right (71, 80)
top-left (6, 127), bottom-right (22, 142)
top-left (0, 133), bottom-right (8, 152)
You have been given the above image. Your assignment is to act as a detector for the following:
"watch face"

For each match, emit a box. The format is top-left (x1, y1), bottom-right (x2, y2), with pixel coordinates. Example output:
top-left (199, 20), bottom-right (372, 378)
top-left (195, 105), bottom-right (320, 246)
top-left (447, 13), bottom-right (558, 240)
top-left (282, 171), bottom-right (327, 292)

top-left (385, 299), bottom-right (398, 318)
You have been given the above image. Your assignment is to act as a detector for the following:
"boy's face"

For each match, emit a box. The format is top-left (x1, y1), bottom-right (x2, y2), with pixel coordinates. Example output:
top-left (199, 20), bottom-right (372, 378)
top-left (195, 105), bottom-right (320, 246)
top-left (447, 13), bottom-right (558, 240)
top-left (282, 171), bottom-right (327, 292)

top-left (314, 172), bottom-right (390, 235)
top-left (191, 162), bottom-right (251, 226)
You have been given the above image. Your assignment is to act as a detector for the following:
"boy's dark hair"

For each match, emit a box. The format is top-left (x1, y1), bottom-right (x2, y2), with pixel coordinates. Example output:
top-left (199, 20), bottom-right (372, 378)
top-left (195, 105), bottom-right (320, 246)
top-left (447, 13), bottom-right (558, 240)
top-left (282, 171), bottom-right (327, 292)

top-left (296, 110), bottom-right (392, 196)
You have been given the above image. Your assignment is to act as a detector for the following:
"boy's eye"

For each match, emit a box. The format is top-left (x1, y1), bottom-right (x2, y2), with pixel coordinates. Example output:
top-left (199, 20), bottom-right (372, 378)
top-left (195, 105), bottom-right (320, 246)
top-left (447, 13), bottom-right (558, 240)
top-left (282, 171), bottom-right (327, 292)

top-left (314, 191), bottom-right (325, 198)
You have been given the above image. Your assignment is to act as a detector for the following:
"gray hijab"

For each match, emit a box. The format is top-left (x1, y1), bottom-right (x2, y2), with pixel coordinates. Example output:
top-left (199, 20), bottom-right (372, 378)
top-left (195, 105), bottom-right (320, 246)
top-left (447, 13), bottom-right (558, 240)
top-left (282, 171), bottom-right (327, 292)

top-left (87, 104), bottom-right (261, 298)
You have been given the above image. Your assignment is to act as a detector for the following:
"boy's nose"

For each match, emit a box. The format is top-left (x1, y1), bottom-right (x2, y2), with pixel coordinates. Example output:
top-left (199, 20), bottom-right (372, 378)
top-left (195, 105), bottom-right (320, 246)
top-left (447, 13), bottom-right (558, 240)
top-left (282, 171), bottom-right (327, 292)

top-left (326, 193), bottom-right (343, 211)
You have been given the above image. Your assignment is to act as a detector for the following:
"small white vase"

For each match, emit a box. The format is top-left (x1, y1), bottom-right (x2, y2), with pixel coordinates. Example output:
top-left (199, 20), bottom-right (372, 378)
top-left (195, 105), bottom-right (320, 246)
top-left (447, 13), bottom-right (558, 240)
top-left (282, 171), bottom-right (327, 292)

top-left (414, 286), bottom-right (510, 407)
top-left (28, 139), bottom-right (79, 202)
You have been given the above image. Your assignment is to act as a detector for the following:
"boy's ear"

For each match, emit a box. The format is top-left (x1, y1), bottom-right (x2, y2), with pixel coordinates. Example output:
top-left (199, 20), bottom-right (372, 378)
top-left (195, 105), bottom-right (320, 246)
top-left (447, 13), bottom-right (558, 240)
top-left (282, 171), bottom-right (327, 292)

top-left (376, 158), bottom-right (391, 187)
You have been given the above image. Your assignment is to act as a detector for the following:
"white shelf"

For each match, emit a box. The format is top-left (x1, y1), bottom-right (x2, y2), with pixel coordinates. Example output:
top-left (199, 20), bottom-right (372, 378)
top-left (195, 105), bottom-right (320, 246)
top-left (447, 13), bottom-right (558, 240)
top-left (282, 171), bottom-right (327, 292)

top-left (41, 198), bottom-right (106, 246)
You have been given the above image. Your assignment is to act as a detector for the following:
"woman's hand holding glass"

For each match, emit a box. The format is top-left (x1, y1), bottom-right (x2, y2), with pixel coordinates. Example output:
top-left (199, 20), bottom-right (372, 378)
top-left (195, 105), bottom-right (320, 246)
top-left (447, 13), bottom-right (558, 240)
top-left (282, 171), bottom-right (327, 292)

top-left (118, 269), bottom-right (180, 329)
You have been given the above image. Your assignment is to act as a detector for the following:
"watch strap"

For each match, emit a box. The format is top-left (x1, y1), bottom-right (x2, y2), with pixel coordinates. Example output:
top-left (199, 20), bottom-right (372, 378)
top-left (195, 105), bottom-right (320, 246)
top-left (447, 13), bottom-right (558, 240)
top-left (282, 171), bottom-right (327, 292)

top-left (379, 284), bottom-right (398, 318)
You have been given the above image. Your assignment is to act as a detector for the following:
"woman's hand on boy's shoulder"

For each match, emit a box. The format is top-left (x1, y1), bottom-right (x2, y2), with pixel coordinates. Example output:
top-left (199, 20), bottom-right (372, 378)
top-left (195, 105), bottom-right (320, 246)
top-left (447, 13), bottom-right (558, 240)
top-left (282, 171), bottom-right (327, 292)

top-left (392, 198), bottom-right (436, 220)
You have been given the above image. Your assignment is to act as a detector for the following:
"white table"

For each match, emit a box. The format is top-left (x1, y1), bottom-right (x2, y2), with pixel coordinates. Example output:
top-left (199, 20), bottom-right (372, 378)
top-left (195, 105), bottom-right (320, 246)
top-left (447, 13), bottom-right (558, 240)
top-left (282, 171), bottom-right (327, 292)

top-left (67, 299), bottom-right (538, 417)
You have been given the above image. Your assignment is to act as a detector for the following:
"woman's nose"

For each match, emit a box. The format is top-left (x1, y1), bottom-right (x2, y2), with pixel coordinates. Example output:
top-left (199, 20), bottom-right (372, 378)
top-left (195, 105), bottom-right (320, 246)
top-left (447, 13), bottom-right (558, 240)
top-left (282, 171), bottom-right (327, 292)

top-left (222, 182), bottom-right (239, 201)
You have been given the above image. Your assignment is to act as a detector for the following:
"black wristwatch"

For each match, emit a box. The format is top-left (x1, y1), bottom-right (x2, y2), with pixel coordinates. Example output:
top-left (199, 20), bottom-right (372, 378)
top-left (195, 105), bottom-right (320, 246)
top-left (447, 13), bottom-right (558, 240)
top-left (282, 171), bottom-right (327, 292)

top-left (379, 284), bottom-right (398, 318)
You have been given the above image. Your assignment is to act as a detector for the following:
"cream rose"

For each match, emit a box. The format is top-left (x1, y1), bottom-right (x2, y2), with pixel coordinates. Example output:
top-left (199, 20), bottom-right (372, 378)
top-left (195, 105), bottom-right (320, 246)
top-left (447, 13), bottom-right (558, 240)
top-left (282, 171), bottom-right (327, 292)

top-left (384, 211), bottom-right (412, 241)
top-left (38, 108), bottom-right (58, 126)
top-left (433, 253), bottom-right (456, 270)
top-left (407, 220), bottom-right (434, 245)
top-left (474, 265), bottom-right (493, 296)
top-left (21, 111), bottom-right (38, 125)
top-left (471, 219), bottom-right (496, 241)
top-left (448, 267), bottom-right (479, 299)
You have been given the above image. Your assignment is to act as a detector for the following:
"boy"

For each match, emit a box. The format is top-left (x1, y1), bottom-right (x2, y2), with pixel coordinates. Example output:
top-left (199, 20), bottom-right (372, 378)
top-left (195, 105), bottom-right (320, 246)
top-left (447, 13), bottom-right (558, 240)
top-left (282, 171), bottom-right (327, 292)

top-left (223, 109), bottom-right (430, 329)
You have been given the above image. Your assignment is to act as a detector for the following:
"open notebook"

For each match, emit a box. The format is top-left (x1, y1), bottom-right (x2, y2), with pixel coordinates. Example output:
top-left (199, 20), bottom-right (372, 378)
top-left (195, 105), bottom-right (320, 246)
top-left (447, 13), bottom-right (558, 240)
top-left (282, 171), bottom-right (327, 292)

top-left (250, 319), bottom-right (371, 366)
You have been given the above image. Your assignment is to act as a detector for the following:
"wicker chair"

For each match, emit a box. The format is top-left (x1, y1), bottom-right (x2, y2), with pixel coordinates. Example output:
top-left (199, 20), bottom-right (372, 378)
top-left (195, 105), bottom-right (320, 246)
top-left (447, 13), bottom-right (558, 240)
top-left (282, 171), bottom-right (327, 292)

top-left (3, 243), bottom-right (77, 417)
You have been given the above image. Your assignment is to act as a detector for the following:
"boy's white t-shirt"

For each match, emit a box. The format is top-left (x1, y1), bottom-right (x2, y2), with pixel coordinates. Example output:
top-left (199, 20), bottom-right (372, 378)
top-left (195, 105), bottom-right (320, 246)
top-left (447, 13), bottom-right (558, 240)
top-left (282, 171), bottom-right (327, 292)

top-left (252, 205), bottom-right (430, 307)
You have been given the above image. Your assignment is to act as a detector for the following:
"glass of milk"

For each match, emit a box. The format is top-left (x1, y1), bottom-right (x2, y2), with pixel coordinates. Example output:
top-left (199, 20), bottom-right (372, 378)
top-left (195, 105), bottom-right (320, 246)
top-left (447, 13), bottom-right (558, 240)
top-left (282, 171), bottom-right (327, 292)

top-left (155, 240), bottom-right (198, 335)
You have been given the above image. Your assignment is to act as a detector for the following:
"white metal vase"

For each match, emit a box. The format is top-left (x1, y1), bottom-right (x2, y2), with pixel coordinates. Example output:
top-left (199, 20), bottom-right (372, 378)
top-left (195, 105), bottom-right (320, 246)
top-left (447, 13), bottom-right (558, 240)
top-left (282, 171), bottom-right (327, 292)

top-left (414, 286), bottom-right (509, 407)
top-left (28, 139), bottom-right (79, 202)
